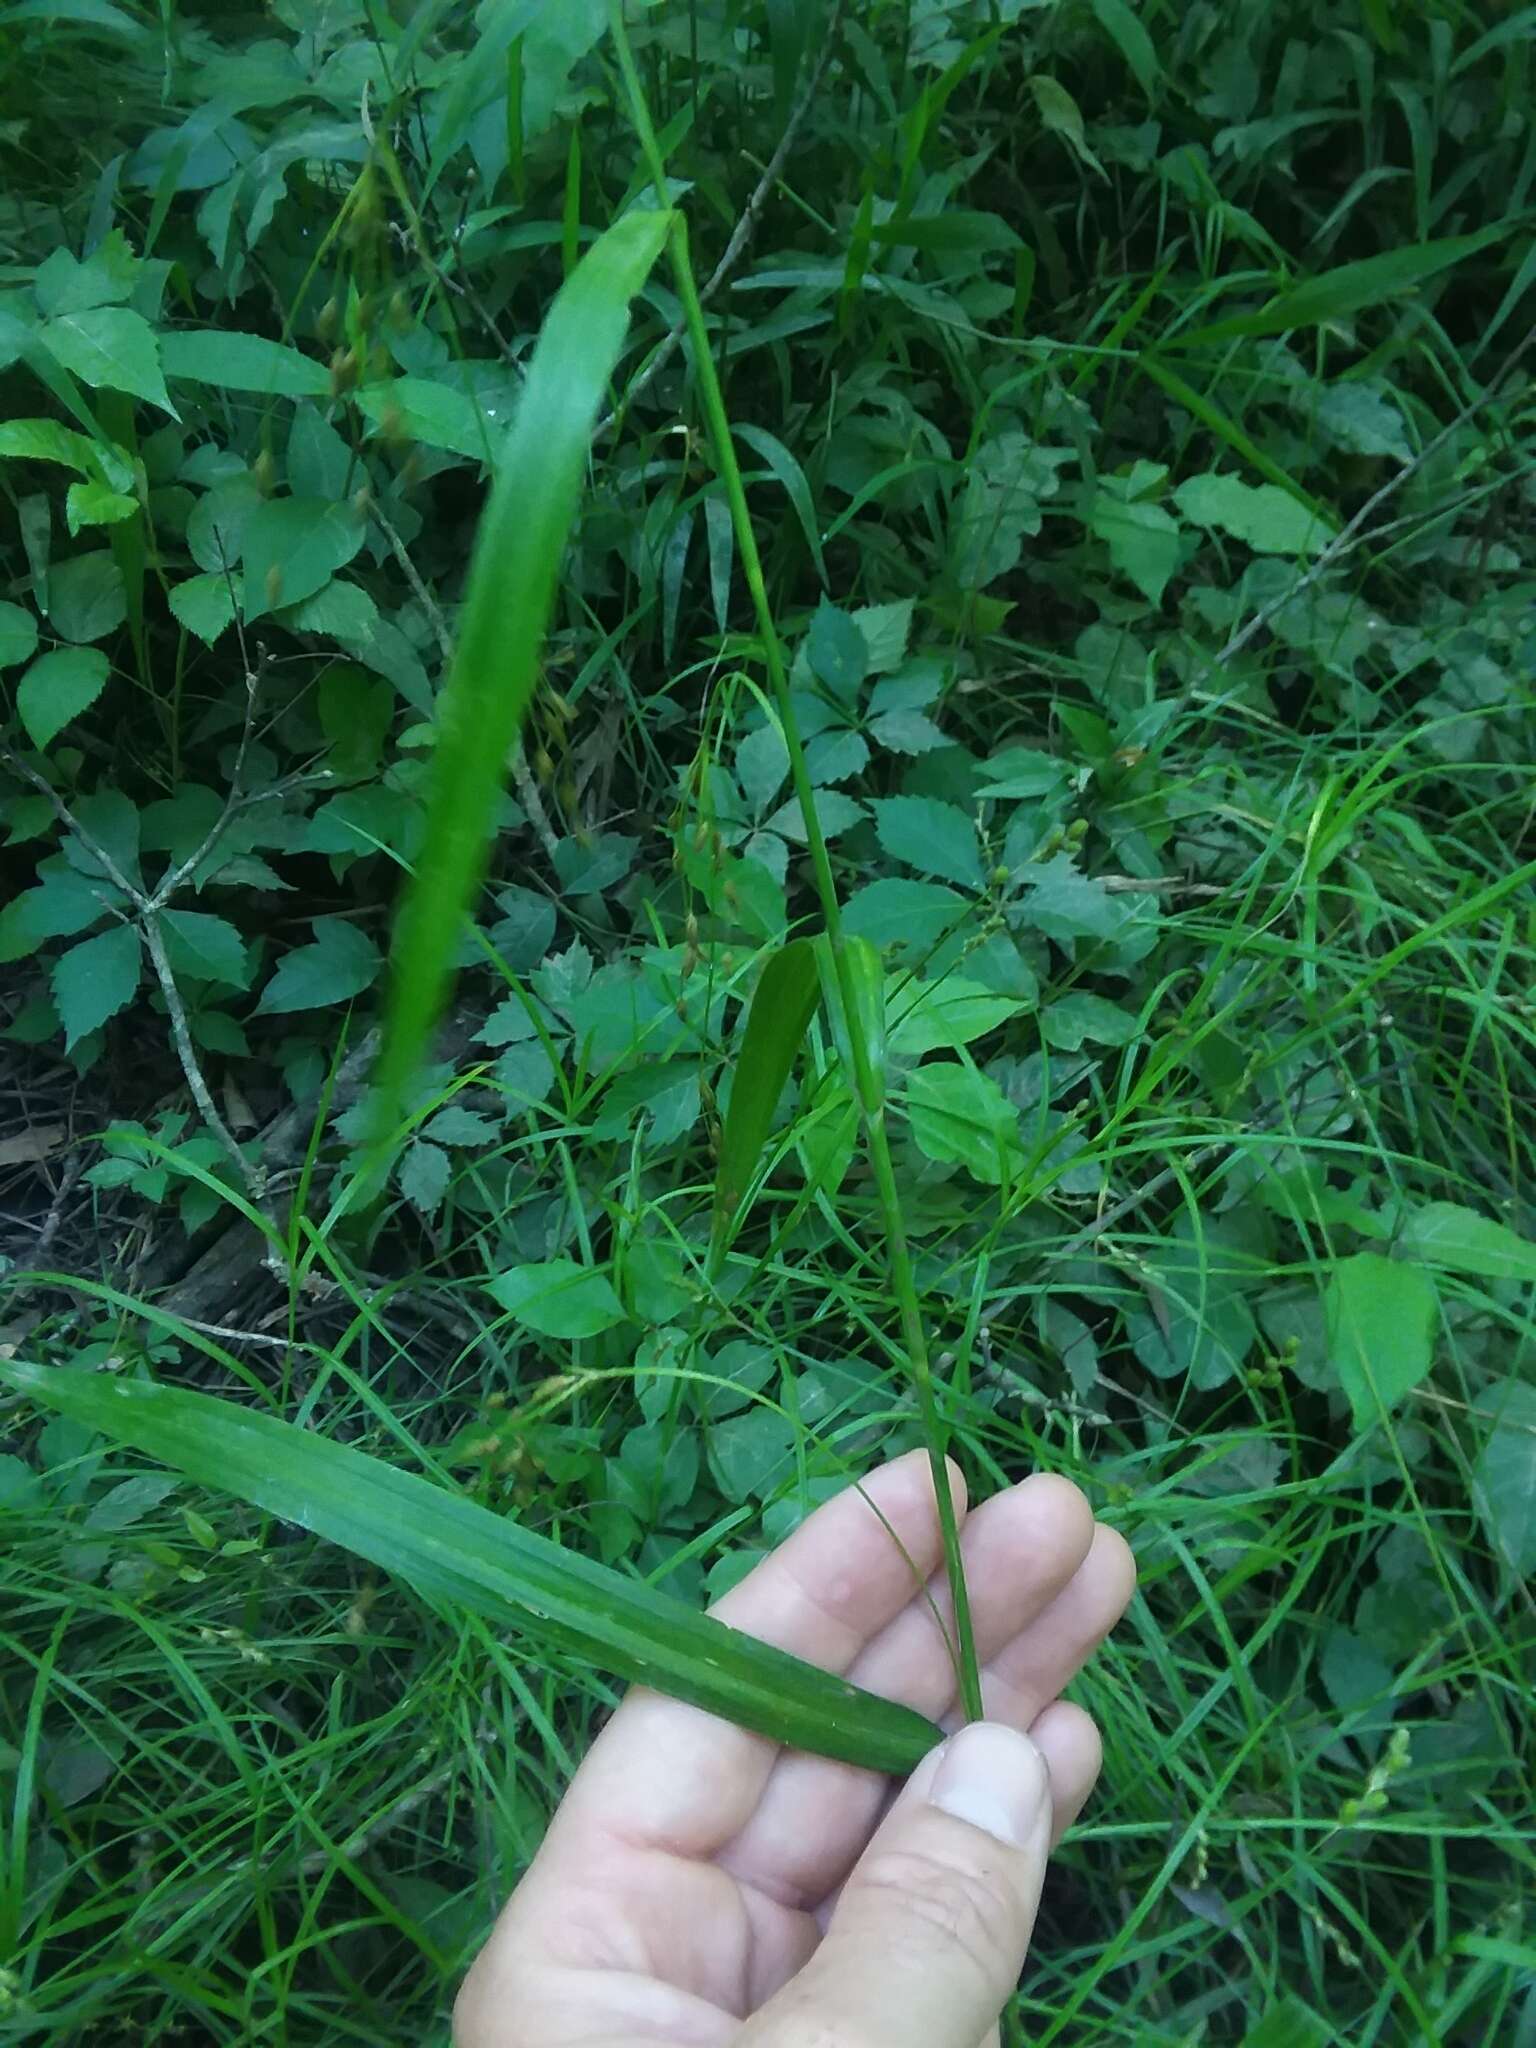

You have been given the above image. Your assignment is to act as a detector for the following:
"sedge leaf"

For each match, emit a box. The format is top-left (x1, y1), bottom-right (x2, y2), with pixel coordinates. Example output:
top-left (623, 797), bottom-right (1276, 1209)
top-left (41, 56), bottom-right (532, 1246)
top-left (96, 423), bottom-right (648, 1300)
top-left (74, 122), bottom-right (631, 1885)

top-left (370, 207), bottom-right (672, 1148)
top-left (711, 938), bottom-right (820, 1263)
top-left (1, 1360), bottom-right (942, 1775)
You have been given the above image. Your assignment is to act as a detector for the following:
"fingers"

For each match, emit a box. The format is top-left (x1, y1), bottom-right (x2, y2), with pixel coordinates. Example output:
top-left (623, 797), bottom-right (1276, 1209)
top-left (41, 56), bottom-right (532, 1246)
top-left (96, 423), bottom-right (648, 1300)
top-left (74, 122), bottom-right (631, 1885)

top-left (976, 1523), bottom-right (1137, 1731)
top-left (720, 1484), bottom-right (1132, 1913)
top-left (545, 1450), bottom-right (965, 1858)
top-left (739, 1724), bottom-right (1052, 2048)
top-left (718, 1474), bottom-right (1096, 1903)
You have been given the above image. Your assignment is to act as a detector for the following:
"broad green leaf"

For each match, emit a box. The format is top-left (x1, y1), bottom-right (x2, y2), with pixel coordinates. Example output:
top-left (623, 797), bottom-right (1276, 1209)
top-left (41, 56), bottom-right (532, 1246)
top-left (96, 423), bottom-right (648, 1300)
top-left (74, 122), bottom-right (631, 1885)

top-left (1091, 0), bottom-right (1160, 99)
top-left (1239, 1997), bottom-right (1331, 2048)
top-left (158, 328), bottom-right (330, 397)
top-left (711, 939), bottom-right (820, 1262)
top-left (951, 430), bottom-right (1066, 586)
top-left (355, 376), bottom-right (499, 462)
top-left (1030, 75), bottom-right (1104, 177)
top-left (852, 600), bottom-right (913, 673)
top-left (1471, 1381), bottom-right (1536, 1579)
top-left (256, 917), bottom-right (381, 1014)
top-left (159, 911), bottom-right (249, 987)
top-left (0, 601), bottom-right (39, 668)
top-left (0, 1360), bottom-right (942, 1775)
top-left (52, 922), bottom-right (141, 1048)
top-left (17, 645), bottom-right (110, 749)
top-left (844, 879), bottom-right (966, 956)
top-left (888, 974), bottom-right (1030, 1056)
top-left (709, 1408), bottom-right (797, 1504)
top-left (370, 209), bottom-right (672, 1149)
top-left (1182, 224), bottom-right (1509, 345)
top-left (1396, 1202), bottom-right (1536, 1284)
top-left (871, 796), bottom-right (983, 890)
top-left (867, 210), bottom-right (1022, 254)
top-left (0, 417), bottom-right (99, 472)
top-left (869, 708), bottom-right (946, 754)
top-left (487, 1257), bottom-right (626, 1339)
top-left (1174, 473), bottom-right (1333, 555)
top-left (1043, 993), bottom-right (1139, 1049)
top-left (64, 481), bottom-right (137, 533)
top-left (41, 307), bottom-right (174, 413)
top-left (48, 552), bottom-right (126, 641)
top-left (1089, 494), bottom-right (1179, 603)
top-left (168, 572), bottom-right (236, 644)
top-left (400, 1139), bottom-right (451, 1217)
top-left (736, 722), bottom-right (790, 815)
top-left (1312, 383), bottom-right (1412, 462)
top-left (241, 497), bottom-right (366, 621)
top-left (1326, 1253), bottom-right (1437, 1430)
top-left (905, 1061), bottom-right (1022, 1184)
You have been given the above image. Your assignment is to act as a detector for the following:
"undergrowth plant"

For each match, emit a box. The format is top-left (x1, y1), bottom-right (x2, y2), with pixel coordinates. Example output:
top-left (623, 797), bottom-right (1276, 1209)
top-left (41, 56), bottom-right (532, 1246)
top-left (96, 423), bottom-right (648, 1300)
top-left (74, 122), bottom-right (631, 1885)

top-left (1, 1), bottom-right (1534, 2043)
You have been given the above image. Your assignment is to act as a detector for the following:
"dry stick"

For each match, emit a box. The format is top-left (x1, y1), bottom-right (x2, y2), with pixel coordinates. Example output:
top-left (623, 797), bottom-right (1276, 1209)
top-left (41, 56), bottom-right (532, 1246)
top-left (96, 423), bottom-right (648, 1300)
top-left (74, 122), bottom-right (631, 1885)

top-left (593, 0), bottom-right (845, 440)
top-left (371, 504), bottom-right (561, 863)
top-left (1214, 328), bottom-right (1536, 672)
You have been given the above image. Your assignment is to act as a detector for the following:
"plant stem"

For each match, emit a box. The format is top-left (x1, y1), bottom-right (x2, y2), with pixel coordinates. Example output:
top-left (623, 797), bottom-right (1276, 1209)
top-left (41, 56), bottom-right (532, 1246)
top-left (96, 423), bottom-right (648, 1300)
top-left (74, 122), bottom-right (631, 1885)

top-left (608, 4), bottom-right (982, 1724)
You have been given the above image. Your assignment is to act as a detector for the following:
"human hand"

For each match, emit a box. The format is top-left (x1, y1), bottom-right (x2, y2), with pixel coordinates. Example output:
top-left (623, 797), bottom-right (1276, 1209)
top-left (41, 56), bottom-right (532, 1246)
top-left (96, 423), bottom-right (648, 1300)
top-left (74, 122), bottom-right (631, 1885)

top-left (455, 1450), bottom-right (1135, 2048)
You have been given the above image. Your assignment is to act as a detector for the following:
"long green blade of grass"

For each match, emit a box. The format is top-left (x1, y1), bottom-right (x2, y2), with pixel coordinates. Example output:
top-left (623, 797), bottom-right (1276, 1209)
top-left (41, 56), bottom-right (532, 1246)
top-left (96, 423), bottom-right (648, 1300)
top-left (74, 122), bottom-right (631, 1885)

top-left (369, 206), bottom-right (672, 1148)
top-left (2, 1360), bottom-right (942, 1774)
top-left (710, 937), bottom-right (821, 1271)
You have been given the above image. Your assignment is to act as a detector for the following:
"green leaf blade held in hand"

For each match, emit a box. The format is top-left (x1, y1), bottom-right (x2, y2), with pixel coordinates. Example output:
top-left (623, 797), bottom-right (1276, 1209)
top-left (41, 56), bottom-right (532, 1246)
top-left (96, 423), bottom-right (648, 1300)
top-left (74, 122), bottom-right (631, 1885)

top-left (369, 206), bottom-right (672, 1153)
top-left (2, 1362), bottom-right (941, 1776)
top-left (711, 937), bottom-right (820, 1265)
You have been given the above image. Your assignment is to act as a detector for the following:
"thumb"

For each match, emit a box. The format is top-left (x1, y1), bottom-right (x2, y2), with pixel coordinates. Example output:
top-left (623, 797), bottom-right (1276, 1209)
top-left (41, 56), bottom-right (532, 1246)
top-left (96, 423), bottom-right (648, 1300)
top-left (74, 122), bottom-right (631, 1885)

top-left (742, 1723), bottom-right (1052, 2048)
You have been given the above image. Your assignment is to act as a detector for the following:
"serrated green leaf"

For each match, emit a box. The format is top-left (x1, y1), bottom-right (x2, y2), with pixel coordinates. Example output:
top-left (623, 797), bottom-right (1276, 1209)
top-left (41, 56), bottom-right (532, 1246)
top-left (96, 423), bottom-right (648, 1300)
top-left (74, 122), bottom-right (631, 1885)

top-left (41, 307), bottom-right (174, 413)
top-left (17, 645), bottom-right (111, 749)
top-left (400, 1139), bottom-right (451, 1216)
top-left (168, 572), bottom-right (236, 644)
top-left (736, 722), bottom-right (790, 815)
top-left (1312, 382), bottom-right (1412, 462)
top-left (488, 1257), bottom-right (626, 1338)
top-left (1326, 1253), bottom-right (1437, 1431)
top-left (1396, 1202), bottom-right (1536, 1285)
top-left (0, 601), bottom-right (39, 669)
top-left (47, 552), bottom-right (126, 642)
top-left (241, 497), bottom-right (366, 621)
top-left (256, 917), bottom-right (381, 1014)
top-left (888, 974), bottom-right (1030, 1056)
top-left (1174, 472), bottom-right (1334, 555)
top-left (159, 911), bottom-right (249, 987)
top-left (905, 1060), bottom-right (1022, 1183)
top-left (871, 796), bottom-right (983, 889)
top-left (159, 328), bottom-right (331, 397)
top-left (712, 938), bottom-right (820, 1262)
top-left (64, 481), bottom-right (138, 534)
top-left (0, 1360), bottom-right (941, 1772)
top-left (52, 922), bottom-right (141, 1048)
top-left (0, 417), bottom-right (99, 472)
top-left (1089, 493), bottom-right (1179, 604)
top-left (355, 376), bottom-right (500, 463)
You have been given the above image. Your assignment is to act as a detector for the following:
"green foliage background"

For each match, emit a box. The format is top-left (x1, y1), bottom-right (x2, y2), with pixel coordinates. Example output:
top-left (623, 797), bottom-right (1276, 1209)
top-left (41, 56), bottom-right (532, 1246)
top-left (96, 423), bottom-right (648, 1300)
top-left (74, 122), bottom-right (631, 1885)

top-left (1, 0), bottom-right (1534, 2041)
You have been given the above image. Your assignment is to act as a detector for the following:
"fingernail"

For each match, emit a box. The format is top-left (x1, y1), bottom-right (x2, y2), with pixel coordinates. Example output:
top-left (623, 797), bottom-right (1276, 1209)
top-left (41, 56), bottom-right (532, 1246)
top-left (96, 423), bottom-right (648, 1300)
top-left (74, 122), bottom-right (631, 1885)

top-left (929, 1724), bottom-right (1049, 1848)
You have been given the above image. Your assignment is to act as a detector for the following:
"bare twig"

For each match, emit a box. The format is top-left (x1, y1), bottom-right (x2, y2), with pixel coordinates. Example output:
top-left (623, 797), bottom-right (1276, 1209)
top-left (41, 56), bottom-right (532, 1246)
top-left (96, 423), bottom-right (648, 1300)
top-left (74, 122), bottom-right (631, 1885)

top-left (372, 503), bottom-right (561, 862)
top-left (593, 3), bottom-right (845, 438)
top-left (1216, 329), bottom-right (1536, 671)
